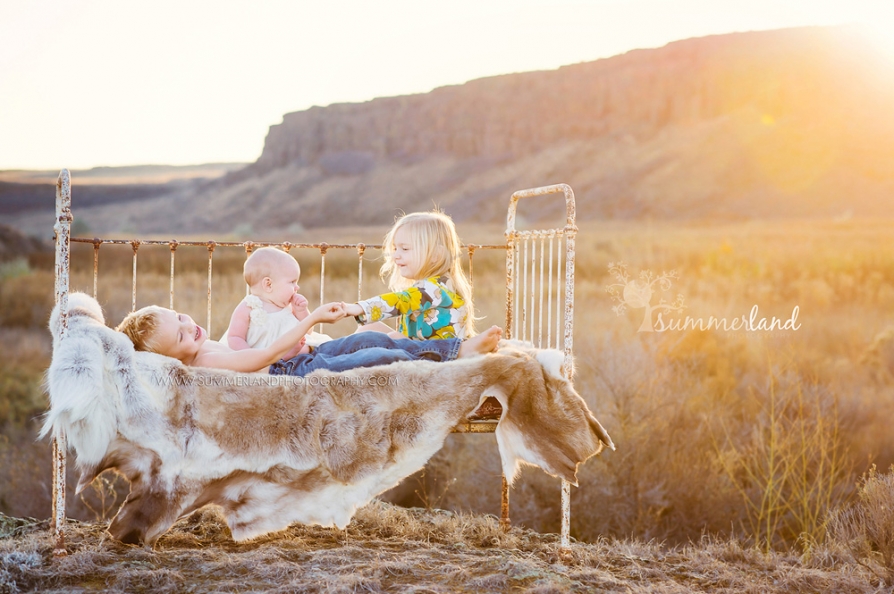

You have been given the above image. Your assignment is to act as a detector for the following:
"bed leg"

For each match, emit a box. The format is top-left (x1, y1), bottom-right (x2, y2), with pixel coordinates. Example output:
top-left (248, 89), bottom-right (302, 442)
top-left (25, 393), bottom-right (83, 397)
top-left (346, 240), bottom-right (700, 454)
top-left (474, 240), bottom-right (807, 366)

top-left (52, 435), bottom-right (67, 556)
top-left (500, 475), bottom-right (510, 531)
top-left (559, 479), bottom-right (572, 561)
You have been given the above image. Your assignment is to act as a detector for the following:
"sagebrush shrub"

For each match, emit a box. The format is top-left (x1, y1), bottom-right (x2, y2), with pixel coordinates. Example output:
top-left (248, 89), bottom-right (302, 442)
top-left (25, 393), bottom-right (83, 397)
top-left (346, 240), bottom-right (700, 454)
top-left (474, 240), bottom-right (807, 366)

top-left (827, 466), bottom-right (894, 583)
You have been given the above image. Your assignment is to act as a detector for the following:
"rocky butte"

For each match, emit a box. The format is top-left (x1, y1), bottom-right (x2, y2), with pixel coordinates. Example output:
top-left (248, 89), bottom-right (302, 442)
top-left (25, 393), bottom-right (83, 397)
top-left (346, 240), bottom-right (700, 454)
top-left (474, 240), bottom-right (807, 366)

top-left (5, 25), bottom-right (894, 234)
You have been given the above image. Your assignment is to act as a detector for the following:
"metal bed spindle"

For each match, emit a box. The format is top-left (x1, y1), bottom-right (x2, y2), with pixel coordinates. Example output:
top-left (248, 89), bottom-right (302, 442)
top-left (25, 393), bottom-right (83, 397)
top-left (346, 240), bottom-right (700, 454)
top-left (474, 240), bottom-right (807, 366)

top-left (130, 241), bottom-right (139, 313)
top-left (169, 241), bottom-right (178, 309)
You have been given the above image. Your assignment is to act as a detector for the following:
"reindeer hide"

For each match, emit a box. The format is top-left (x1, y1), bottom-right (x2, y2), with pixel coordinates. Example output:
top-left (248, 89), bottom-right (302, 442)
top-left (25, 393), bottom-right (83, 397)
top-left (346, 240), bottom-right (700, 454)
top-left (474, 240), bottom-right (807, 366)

top-left (42, 293), bottom-right (613, 545)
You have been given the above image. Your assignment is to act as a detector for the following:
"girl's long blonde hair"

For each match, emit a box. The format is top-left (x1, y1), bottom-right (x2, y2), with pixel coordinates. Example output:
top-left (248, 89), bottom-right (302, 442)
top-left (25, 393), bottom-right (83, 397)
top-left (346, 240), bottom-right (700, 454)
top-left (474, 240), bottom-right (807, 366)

top-left (380, 210), bottom-right (476, 336)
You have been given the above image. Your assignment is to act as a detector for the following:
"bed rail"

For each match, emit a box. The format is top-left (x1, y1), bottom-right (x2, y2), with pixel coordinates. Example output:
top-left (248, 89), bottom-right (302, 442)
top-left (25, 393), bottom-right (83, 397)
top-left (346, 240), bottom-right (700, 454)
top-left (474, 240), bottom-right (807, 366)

top-left (51, 169), bottom-right (577, 555)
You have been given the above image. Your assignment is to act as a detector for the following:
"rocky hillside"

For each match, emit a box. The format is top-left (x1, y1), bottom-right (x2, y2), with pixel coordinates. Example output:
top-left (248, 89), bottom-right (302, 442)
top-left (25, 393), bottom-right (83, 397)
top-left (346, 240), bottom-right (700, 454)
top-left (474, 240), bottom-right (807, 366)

top-left (6, 25), bottom-right (894, 235)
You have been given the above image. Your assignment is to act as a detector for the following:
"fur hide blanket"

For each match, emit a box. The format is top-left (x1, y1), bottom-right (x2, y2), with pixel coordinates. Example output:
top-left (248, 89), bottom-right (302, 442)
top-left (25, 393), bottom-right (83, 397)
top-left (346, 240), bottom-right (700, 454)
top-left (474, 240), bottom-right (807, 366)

top-left (42, 293), bottom-right (614, 546)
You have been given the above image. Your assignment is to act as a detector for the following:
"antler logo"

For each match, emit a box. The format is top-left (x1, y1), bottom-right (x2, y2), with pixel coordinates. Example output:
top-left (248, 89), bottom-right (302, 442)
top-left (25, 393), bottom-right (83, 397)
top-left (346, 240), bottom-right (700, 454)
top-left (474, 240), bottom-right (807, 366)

top-left (605, 262), bottom-right (685, 332)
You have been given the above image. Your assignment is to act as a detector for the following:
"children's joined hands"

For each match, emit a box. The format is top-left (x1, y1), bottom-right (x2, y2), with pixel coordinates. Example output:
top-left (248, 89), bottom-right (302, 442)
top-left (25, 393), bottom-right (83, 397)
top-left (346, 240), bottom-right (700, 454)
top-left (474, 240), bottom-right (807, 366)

top-left (341, 302), bottom-right (363, 317)
top-left (312, 302), bottom-right (347, 323)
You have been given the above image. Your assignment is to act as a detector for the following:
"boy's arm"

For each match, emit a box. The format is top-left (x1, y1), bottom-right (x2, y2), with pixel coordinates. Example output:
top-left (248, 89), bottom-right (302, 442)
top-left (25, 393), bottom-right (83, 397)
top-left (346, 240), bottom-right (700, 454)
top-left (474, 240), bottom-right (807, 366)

top-left (225, 302), bottom-right (252, 350)
top-left (195, 303), bottom-right (344, 372)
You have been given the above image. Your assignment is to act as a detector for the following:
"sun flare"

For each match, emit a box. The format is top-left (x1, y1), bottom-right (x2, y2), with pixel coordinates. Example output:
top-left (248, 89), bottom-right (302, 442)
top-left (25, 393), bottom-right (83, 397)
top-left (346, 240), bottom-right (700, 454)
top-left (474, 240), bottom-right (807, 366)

top-left (859, 9), bottom-right (894, 62)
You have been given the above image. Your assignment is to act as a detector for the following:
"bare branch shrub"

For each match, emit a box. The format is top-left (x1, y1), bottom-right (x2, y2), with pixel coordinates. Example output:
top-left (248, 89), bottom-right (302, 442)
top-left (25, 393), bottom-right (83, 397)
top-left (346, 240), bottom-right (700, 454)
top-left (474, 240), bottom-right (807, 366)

top-left (827, 466), bottom-right (894, 584)
top-left (713, 366), bottom-right (851, 552)
top-left (79, 472), bottom-right (128, 523)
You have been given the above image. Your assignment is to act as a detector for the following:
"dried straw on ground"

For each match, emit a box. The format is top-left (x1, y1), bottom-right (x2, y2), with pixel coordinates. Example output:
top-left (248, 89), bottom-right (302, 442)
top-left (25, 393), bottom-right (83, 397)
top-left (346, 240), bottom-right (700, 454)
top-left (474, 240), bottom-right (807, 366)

top-left (0, 502), bottom-right (877, 593)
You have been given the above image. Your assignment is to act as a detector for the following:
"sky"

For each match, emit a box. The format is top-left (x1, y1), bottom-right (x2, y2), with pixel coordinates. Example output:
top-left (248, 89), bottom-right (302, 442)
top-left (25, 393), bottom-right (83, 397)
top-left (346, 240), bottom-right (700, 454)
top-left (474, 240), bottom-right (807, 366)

top-left (1, 0), bottom-right (893, 170)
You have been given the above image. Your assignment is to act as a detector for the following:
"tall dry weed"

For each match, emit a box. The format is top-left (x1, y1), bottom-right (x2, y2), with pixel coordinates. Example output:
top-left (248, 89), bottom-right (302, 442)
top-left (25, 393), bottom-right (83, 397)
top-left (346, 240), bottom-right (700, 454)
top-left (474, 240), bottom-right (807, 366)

top-left (712, 364), bottom-right (850, 552)
top-left (827, 466), bottom-right (894, 585)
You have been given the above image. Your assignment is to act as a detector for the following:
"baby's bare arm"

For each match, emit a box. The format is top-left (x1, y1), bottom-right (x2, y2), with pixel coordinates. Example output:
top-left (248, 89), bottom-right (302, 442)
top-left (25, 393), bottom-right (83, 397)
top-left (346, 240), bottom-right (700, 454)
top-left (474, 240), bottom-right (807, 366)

top-left (225, 302), bottom-right (252, 350)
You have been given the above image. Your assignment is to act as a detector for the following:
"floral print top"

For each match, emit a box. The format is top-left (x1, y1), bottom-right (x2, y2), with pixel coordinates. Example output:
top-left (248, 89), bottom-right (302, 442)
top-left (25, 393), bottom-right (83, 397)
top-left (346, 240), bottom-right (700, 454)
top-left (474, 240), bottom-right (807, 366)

top-left (355, 275), bottom-right (467, 340)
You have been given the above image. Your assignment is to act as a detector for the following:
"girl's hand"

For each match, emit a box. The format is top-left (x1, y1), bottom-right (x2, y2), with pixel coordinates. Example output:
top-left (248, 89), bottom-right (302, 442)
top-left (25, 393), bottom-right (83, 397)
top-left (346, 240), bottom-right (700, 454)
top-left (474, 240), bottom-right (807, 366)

top-left (342, 302), bottom-right (363, 317)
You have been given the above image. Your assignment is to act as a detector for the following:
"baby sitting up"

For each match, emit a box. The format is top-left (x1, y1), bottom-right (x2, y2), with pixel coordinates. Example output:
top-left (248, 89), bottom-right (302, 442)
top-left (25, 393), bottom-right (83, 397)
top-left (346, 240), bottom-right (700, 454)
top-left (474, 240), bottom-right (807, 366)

top-left (116, 301), bottom-right (502, 376)
top-left (220, 247), bottom-right (331, 359)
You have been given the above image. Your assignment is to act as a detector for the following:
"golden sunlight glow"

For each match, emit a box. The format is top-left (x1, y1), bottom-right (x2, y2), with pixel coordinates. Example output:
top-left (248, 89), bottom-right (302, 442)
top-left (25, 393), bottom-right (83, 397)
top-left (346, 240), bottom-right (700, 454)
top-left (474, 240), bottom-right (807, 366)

top-left (865, 18), bottom-right (894, 62)
top-left (1, 0), bottom-right (893, 169)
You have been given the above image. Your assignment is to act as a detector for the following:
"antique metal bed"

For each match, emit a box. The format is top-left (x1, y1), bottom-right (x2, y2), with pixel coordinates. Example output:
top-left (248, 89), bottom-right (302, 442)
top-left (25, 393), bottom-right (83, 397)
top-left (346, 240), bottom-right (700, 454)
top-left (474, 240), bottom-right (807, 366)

top-left (50, 169), bottom-right (579, 555)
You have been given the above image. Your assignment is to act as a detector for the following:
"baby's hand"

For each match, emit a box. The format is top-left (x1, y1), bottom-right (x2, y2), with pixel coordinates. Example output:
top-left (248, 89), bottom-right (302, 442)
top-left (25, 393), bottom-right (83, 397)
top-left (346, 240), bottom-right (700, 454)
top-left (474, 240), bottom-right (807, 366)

top-left (283, 335), bottom-right (309, 359)
top-left (291, 293), bottom-right (310, 320)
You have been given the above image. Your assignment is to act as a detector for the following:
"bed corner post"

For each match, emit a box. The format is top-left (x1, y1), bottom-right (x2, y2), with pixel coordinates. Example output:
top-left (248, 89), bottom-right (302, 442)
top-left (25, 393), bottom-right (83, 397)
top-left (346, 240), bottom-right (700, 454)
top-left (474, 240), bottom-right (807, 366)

top-left (501, 191), bottom-right (521, 532)
top-left (51, 168), bottom-right (72, 557)
top-left (559, 182), bottom-right (577, 561)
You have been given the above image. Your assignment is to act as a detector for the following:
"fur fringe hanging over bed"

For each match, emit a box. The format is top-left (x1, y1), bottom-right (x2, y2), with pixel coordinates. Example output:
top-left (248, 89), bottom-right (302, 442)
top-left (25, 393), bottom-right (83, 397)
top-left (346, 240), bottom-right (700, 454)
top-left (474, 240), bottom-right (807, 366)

top-left (42, 293), bottom-right (613, 546)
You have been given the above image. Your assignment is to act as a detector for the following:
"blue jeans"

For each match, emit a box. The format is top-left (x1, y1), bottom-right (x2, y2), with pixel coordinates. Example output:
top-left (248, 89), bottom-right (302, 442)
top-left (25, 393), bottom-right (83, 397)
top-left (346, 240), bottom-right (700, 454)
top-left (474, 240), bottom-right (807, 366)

top-left (268, 332), bottom-right (462, 377)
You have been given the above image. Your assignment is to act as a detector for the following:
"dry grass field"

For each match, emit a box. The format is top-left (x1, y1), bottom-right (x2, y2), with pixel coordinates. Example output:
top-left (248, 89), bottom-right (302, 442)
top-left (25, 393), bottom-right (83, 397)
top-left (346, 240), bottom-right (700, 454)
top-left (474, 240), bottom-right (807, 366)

top-left (0, 501), bottom-right (885, 593)
top-left (2, 218), bottom-right (894, 590)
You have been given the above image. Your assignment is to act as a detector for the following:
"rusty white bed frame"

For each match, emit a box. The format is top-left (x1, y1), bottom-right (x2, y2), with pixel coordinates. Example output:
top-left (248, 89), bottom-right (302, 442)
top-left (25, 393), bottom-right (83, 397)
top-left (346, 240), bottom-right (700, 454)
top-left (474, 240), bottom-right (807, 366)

top-left (50, 169), bottom-right (579, 555)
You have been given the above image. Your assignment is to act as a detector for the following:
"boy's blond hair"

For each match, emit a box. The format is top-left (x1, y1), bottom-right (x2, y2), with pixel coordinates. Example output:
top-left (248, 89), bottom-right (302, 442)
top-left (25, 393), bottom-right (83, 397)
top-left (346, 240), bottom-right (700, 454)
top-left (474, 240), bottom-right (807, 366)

top-left (116, 306), bottom-right (165, 352)
top-left (243, 247), bottom-right (299, 287)
top-left (380, 210), bottom-right (476, 336)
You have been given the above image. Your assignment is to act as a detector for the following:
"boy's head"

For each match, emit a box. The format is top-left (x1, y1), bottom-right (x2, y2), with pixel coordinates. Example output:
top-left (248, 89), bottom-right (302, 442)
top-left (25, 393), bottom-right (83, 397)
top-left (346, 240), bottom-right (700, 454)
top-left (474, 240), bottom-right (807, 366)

top-left (117, 306), bottom-right (207, 364)
top-left (243, 247), bottom-right (301, 308)
top-left (117, 306), bottom-right (166, 352)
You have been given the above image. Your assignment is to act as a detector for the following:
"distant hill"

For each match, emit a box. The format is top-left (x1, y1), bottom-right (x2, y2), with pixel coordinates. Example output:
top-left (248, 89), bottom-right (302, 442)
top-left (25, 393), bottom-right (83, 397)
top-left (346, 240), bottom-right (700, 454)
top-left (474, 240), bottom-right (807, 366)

top-left (4, 25), bottom-right (894, 236)
top-left (0, 163), bottom-right (246, 186)
top-left (0, 164), bottom-right (245, 235)
top-left (0, 223), bottom-right (51, 262)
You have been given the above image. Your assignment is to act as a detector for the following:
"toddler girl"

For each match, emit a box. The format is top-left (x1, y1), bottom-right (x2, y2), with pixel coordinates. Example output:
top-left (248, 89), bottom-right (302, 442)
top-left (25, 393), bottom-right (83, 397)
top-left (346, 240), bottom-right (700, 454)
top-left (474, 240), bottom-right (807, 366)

top-left (344, 211), bottom-right (475, 340)
top-left (221, 247), bottom-right (331, 359)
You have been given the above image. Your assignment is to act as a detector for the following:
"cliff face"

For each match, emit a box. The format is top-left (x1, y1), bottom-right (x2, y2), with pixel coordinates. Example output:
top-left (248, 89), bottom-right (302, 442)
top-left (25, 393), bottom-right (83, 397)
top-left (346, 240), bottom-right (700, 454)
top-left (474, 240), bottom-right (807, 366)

top-left (251, 26), bottom-right (892, 175)
top-left (8, 26), bottom-right (894, 236)
top-left (162, 24), bottom-right (886, 232)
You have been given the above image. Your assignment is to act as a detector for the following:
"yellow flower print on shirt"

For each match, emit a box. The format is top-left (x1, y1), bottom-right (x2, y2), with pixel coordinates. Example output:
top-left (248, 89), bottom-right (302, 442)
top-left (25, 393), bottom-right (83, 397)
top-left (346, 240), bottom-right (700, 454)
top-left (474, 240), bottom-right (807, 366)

top-left (382, 287), bottom-right (423, 314)
top-left (354, 275), bottom-right (468, 340)
top-left (431, 326), bottom-right (457, 339)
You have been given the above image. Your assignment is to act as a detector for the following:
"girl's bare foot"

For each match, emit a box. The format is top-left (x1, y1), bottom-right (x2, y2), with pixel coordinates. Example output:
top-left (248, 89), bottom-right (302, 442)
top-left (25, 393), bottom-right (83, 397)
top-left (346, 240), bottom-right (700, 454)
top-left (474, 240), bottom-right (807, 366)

top-left (459, 326), bottom-right (502, 358)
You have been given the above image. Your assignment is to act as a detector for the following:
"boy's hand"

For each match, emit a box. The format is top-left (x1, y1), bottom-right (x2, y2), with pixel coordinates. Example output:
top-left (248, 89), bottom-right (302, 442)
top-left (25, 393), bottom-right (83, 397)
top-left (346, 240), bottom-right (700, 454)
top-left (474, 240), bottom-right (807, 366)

top-left (291, 293), bottom-right (310, 320)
